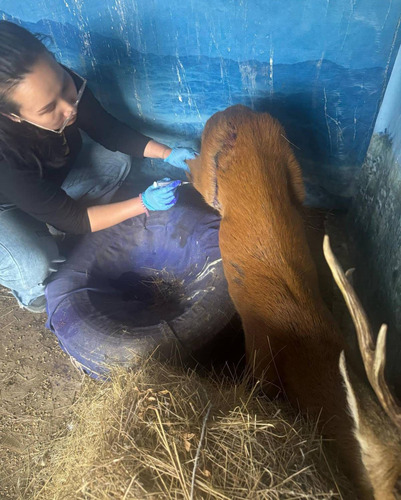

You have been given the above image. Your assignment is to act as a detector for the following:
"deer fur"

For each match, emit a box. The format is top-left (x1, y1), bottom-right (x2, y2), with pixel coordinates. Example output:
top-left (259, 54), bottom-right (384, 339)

top-left (187, 105), bottom-right (375, 498)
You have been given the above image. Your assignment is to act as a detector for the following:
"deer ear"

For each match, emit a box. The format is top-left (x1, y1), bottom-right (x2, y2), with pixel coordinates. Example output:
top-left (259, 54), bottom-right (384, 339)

top-left (286, 154), bottom-right (305, 206)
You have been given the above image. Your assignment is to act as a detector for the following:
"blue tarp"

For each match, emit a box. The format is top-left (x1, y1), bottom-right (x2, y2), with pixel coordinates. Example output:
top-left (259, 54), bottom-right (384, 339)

top-left (3, 1), bottom-right (400, 207)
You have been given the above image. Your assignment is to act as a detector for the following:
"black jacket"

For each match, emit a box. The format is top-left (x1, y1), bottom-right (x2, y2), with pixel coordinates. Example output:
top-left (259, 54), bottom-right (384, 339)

top-left (0, 69), bottom-right (151, 234)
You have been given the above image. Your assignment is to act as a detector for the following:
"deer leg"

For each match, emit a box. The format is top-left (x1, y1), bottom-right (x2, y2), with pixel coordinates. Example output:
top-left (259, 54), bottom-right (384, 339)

top-left (243, 323), bottom-right (285, 398)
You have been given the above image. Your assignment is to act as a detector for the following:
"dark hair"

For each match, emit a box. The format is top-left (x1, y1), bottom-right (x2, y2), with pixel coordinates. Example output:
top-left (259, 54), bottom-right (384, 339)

top-left (0, 20), bottom-right (68, 172)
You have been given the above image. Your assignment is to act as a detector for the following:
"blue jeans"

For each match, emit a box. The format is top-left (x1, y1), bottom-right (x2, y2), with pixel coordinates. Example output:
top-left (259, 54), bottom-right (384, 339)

top-left (0, 141), bottom-right (131, 308)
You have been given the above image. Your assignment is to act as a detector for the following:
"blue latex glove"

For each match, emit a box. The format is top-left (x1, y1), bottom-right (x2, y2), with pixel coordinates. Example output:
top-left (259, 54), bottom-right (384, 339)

top-left (141, 178), bottom-right (180, 211)
top-left (164, 147), bottom-right (198, 172)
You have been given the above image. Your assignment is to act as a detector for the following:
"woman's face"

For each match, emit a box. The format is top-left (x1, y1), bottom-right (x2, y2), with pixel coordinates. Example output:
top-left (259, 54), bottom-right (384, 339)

top-left (9, 52), bottom-right (78, 132)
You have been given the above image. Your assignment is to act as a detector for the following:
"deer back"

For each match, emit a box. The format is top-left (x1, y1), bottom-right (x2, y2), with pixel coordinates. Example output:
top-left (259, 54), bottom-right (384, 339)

top-left (187, 105), bottom-right (343, 374)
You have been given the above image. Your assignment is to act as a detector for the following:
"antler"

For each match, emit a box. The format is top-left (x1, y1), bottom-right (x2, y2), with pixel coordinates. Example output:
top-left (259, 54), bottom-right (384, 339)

top-left (323, 235), bottom-right (401, 430)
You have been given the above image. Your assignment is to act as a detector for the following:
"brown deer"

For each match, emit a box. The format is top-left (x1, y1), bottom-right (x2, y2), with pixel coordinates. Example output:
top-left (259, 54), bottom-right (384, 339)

top-left (186, 104), bottom-right (397, 498)
top-left (323, 235), bottom-right (401, 500)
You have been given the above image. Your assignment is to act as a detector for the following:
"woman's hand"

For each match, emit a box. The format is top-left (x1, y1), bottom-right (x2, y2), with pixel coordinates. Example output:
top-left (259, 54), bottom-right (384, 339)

top-left (141, 178), bottom-right (180, 211)
top-left (164, 147), bottom-right (198, 172)
top-left (142, 140), bottom-right (198, 171)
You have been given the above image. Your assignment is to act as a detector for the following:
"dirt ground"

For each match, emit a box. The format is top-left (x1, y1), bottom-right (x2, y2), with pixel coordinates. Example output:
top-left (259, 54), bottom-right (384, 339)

top-left (0, 208), bottom-right (353, 499)
top-left (0, 294), bottom-right (82, 499)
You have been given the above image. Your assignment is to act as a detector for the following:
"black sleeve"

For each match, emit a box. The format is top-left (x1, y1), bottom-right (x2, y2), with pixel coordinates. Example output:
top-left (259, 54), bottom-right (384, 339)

top-left (76, 85), bottom-right (152, 158)
top-left (0, 159), bottom-right (91, 235)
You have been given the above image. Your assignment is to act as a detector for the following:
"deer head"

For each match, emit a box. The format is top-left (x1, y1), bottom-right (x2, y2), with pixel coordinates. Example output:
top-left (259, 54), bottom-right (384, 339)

top-left (186, 104), bottom-right (306, 214)
top-left (324, 235), bottom-right (401, 500)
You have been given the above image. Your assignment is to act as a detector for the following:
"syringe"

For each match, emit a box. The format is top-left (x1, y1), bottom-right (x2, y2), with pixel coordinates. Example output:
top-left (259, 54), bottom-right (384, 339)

top-left (152, 180), bottom-right (191, 188)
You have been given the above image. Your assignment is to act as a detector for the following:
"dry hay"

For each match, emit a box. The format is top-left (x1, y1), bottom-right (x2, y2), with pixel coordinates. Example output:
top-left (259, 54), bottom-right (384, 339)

top-left (23, 358), bottom-right (349, 499)
top-left (141, 268), bottom-right (185, 306)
